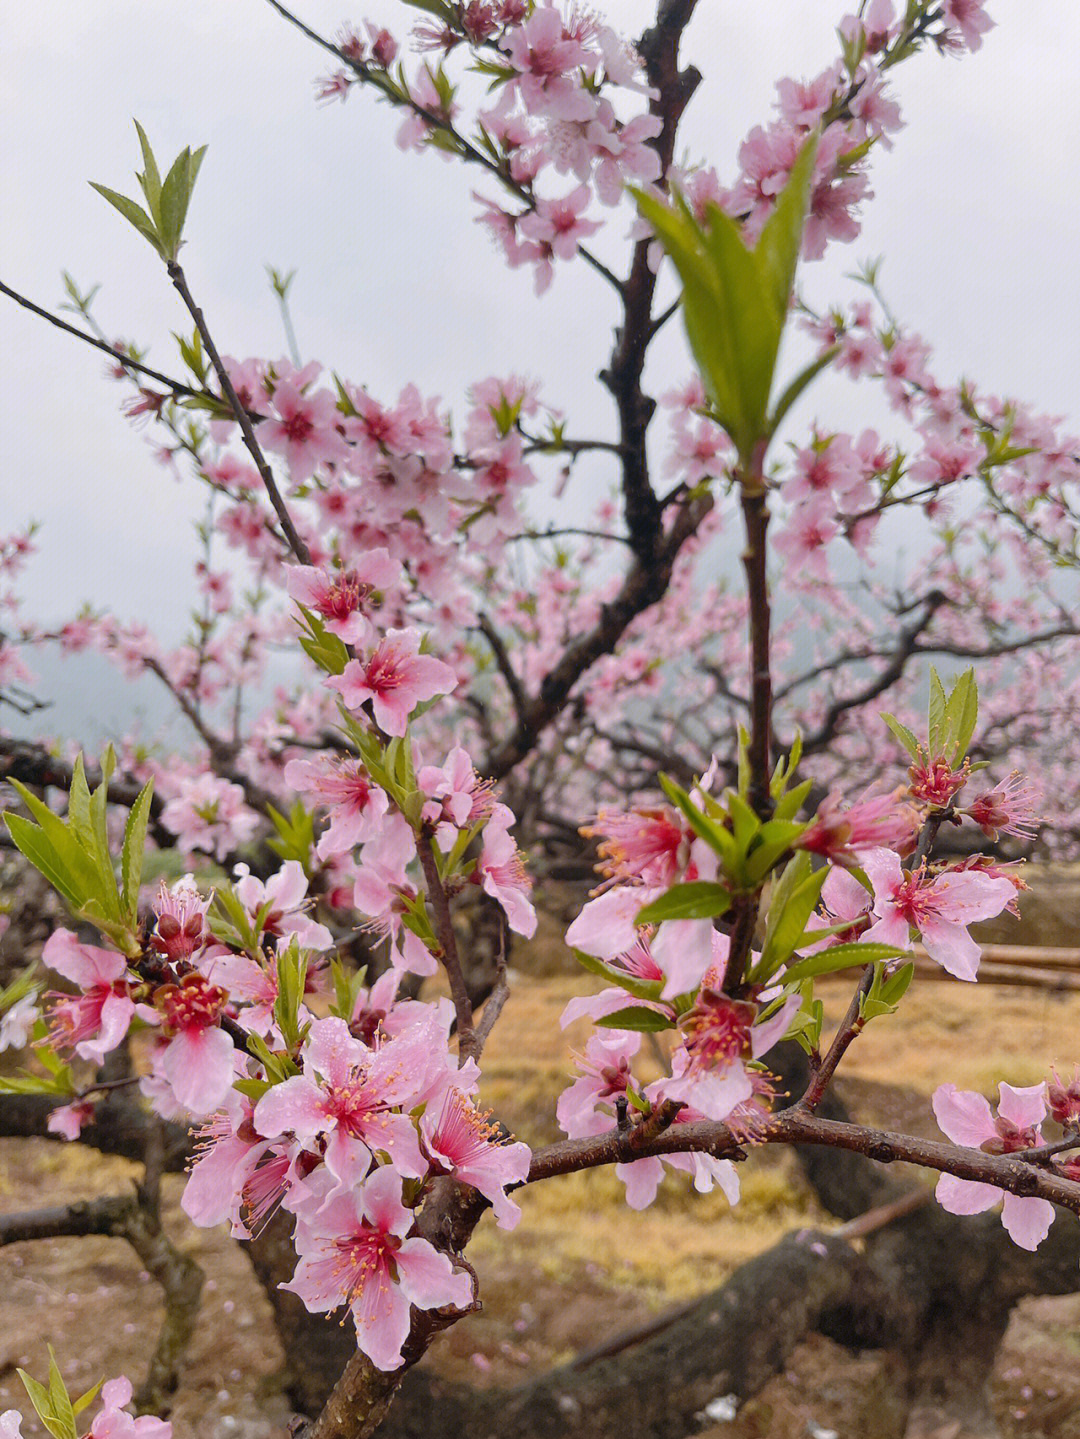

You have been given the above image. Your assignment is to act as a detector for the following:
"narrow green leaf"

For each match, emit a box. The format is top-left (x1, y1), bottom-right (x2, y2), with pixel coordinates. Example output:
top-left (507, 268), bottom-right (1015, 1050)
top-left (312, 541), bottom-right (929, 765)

top-left (635, 881), bottom-right (732, 924)
top-left (132, 119), bottom-right (163, 222)
top-left (572, 950), bottom-right (664, 1003)
top-left (158, 146), bottom-right (192, 258)
top-left (121, 779), bottom-right (154, 921)
top-left (47, 1348), bottom-right (77, 1439)
top-left (88, 183), bottom-right (163, 255)
top-left (725, 790), bottom-right (760, 852)
top-left (755, 133), bottom-right (819, 319)
top-left (880, 712), bottom-right (919, 760)
top-left (595, 1005), bottom-right (676, 1034)
top-left (781, 940), bottom-right (905, 984)
top-left (4, 812), bottom-right (83, 909)
top-left (71, 1379), bottom-right (104, 1418)
top-left (759, 860), bottom-right (827, 974)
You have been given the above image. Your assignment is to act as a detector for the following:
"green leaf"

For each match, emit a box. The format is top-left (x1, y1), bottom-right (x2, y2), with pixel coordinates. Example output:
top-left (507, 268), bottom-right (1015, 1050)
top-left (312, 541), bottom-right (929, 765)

top-left (88, 183), bottom-right (163, 255)
top-left (133, 119), bottom-right (163, 223)
top-left (121, 779), bottom-right (154, 922)
top-left (16, 1360), bottom-right (76, 1439)
top-left (71, 1379), bottom-right (104, 1418)
top-left (635, 881), bottom-right (731, 924)
top-left (595, 1005), bottom-right (676, 1033)
top-left (158, 146), bottom-right (192, 257)
top-left (46, 1348), bottom-right (77, 1439)
top-left (781, 941), bottom-right (906, 985)
top-left (572, 950), bottom-right (664, 1003)
top-left (743, 818), bottom-right (809, 885)
top-left (928, 668), bottom-right (948, 752)
top-left (4, 812), bottom-right (84, 911)
top-left (943, 667), bottom-right (978, 764)
top-left (754, 134), bottom-right (819, 320)
top-left (758, 855), bottom-right (827, 976)
top-left (726, 790), bottom-right (760, 852)
top-left (772, 777), bottom-right (814, 823)
top-left (881, 712), bottom-right (919, 760)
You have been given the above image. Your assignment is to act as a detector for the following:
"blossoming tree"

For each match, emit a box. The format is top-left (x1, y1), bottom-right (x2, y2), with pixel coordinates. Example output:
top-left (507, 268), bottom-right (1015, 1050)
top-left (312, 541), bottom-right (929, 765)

top-left (2, 3), bottom-right (1080, 1438)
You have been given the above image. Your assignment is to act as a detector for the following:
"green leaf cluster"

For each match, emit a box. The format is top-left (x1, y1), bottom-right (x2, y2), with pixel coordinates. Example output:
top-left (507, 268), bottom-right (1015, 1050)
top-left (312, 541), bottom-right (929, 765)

top-left (882, 665), bottom-right (978, 768)
top-left (632, 136), bottom-right (819, 467)
top-left (267, 800), bottom-right (316, 871)
top-left (3, 751), bottom-right (152, 956)
top-left (90, 121), bottom-right (206, 262)
top-left (17, 1350), bottom-right (101, 1439)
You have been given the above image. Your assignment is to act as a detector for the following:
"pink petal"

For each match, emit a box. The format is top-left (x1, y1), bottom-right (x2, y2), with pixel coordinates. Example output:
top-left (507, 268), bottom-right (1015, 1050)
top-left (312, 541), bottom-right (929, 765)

top-left (932, 1083), bottom-right (995, 1145)
top-left (919, 915), bottom-right (979, 981)
top-left (395, 1236), bottom-right (472, 1310)
top-left (996, 1081), bottom-right (1047, 1131)
top-left (359, 1166), bottom-right (412, 1239)
top-left (934, 1172), bottom-right (1001, 1215)
top-left (163, 1026), bottom-right (237, 1115)
top-left (566, 887), bottom-right (655, 960)
top-left (615, 1156), bottom-right (664, 1209)
top-left (352, 1267), bottom-right (412, 1371)
top-left (653, 919), bottom-right (715, 999)
top-left (1000, 1192), bottom-right (1055, 1251)
top-left (253, 1075), bottom-right (328, 1141)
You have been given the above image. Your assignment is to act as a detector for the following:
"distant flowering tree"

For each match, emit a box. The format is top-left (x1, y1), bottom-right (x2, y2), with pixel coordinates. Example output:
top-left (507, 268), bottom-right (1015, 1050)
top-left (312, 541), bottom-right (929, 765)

top-left (2, 2), bottom-right (1080, 1437)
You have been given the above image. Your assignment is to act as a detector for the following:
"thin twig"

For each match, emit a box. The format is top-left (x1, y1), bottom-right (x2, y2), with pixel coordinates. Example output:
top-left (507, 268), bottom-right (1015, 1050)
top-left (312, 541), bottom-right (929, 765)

top-left (416, 833), bottom-right (478, 1064)
top-left (0, 279), bottom-right (200, 396)
top-left (165, 259), bottom-right (312, 566)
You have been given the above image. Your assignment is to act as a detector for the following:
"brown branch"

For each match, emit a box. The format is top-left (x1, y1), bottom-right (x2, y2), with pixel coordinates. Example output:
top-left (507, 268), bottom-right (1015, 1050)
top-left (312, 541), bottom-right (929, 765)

top-left (738, 464), bottom-right (773, 815)
top-left (483, 494), bottom-right (711, 779)
top-left (165, 259), bottom-right (312, 566)
top-left (794, 589), bottom-right (950, 756)
top-left (475, 612), bottom-right (528, 721)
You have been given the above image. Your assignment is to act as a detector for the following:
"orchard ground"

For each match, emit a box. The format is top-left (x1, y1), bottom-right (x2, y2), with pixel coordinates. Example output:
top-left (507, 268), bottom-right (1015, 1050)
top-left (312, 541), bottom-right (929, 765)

top-left (2, 874), bottom-right (1080, 1439)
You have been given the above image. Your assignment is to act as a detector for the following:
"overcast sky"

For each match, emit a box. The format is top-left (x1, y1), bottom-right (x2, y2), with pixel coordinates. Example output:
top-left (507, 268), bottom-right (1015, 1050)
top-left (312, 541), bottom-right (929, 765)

top-left (3, 2), bottom-right (1079, 740)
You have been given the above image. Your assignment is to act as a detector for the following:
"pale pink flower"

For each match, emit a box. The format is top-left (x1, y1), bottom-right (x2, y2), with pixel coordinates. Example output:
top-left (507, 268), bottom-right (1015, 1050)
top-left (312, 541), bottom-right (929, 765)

top-left (284, 754), bottom-right (389, 858)
top-left (233, 860), bottom-right (334, 951)
top-left (260, 377), bottom-right (348, 482)
top-left (159, 773), bottom-right (258, 860)
top-left (42, 929), bottom-right (137, 1065)
top-left (420, 1086), bottom-right (532, 1228)
top-left (286, 550), bottom-right (400, 645)
top-left (505, 7), bottom-right (594, 121)
top-left (477, 807), bottom-right (537, 938)
top-left (932, 1082), bottom-right (1054, 1249)
top-left (89, 1376), bottom-right (171, 1436)
top-left (285, 1166), bottom-right (471, 1370)
top-left (943, 0), bottom-right (994, 53)
top-left (557, 1030), bottom-right (643, 1139)
top-left (253, 1016), bottom-right (428, 1190)
top-left (863, 851), bottom-right (1016, 981)
top-left (47, 1099), bottom-right (96, 1141)
top-left (519, 186), bottom-right (601, 260)
top-left (328, 628), bottom-right (457, 735)
top-left (155, 973), bottom-right (237, 1116)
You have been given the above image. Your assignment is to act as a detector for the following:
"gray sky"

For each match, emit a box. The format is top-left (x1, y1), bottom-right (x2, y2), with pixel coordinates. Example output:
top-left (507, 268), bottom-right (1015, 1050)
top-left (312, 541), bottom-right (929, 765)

top-left (3, 2), bottom-right (1079, 739)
